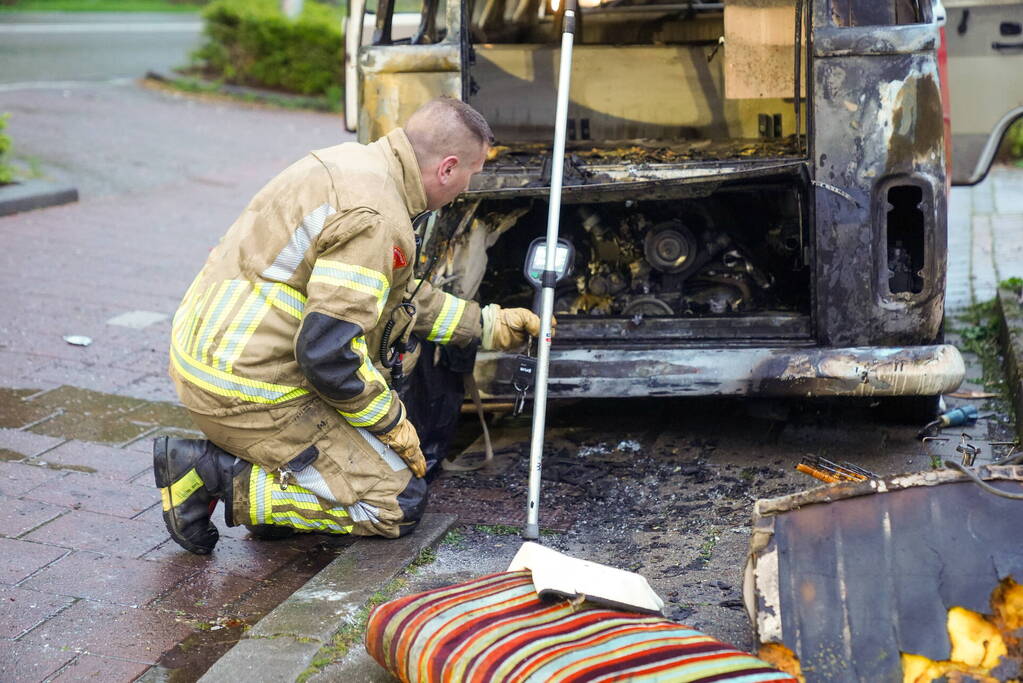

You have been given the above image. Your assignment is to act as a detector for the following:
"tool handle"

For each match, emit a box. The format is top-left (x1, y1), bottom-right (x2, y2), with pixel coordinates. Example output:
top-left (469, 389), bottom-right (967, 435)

top-left (941, 404), bottom-right (979, 427)
top-left (796, 463), bottom-right (841, 484)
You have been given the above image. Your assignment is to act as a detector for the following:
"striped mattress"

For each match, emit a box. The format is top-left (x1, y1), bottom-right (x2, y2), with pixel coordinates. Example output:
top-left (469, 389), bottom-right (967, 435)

top-left (364, 570), bottom-right (797, 682)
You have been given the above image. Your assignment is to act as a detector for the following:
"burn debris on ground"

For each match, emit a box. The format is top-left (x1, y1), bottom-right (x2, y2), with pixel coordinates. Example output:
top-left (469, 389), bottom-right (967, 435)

top-left (425, 398), bottom-right (819, 640)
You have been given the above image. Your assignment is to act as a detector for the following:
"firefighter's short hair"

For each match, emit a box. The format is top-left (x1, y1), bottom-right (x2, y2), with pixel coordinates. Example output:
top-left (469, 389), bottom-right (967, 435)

top-left (433, 97), bottom-right (494, 147)
top-left (406, 97), bottom-right (494, 158)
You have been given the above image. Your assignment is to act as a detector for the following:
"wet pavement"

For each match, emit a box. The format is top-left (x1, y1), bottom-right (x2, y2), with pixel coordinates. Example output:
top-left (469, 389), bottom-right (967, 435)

top-left (0, 382), bottom-right (359, 682)
top-left (0, 80), bottom-right (351, 681)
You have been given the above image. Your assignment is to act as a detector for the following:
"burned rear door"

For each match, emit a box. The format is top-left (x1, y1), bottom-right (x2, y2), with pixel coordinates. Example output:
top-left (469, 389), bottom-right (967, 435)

top-left (351, 0), bottom-right (468, 143)
top-left (812, 0), bottom-right (948, 348)
top-left (945, 0), bottom-right (1023, 185)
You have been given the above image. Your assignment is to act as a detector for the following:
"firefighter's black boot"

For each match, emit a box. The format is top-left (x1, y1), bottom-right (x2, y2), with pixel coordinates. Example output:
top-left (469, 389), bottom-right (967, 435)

top-left (153, 437), bottom-right (238, 555)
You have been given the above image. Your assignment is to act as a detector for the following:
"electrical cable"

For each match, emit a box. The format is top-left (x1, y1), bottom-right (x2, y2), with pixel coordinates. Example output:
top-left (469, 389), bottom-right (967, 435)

top-left (944, 460), bottom-right (1023, 500)
top-left (993, 449), bottom-right (1023, 466)
top-left (379, 253), bottom-right (438, 368)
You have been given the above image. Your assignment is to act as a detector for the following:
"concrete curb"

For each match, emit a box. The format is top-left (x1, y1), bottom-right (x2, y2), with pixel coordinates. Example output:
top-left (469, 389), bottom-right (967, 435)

top-left (996, 287), bottom-right (1023, 439)
top-left (144, 71), bottom-right (334, 112)
top-left (197, 513), bottom-right (458, 682)
top-left (0, 178), bottom-right (78, 217)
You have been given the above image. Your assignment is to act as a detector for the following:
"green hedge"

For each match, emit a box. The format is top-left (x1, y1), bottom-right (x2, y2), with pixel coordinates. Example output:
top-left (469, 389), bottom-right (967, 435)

top-left (0, 114), bottom-right (13, 185)
top-left (192, 0), bottom-right (343, 96)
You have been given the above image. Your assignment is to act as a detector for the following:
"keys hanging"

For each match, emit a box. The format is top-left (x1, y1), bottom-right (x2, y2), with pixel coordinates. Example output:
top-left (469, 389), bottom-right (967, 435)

top-left (512, 339), bottom-right (538, 417)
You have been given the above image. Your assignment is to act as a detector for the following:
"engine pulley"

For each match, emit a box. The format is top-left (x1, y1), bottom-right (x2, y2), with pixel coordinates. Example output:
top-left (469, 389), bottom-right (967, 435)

top-left (622, 296), bottom-right (674, 316)
top-left (644, 221), bottom-right (700, 276)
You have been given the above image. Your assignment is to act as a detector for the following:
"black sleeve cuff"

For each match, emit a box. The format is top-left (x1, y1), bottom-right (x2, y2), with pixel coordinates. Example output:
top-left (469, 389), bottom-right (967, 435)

top-left (296, 312), bottom-right (367, 401)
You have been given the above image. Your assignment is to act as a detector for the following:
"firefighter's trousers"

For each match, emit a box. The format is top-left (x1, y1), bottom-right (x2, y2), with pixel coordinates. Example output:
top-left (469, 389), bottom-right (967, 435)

top-left (188, 399), bottom-right (427, 538)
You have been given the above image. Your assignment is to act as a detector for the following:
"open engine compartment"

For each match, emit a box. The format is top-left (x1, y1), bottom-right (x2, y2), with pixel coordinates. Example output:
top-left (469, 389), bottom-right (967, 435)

top-left (431, 172), bottom-right (813, 345)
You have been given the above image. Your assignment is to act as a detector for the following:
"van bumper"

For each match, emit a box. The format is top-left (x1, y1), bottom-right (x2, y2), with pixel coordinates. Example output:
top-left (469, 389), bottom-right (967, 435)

top-left (474, 344), bottom-right (965, 399)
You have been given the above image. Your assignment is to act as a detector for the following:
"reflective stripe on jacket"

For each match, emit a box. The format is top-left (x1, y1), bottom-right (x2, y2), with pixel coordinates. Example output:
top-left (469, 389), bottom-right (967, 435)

top-left (170, 129), bottom-right (481, 432)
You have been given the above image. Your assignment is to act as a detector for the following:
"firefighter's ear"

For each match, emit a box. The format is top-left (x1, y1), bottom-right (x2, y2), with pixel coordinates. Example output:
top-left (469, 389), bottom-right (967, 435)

top-left (437, 155), bottom-right (459, 183)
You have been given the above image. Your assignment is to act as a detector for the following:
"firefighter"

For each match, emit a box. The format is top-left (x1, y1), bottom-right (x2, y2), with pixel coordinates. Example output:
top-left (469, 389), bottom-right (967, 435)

top-left (156, 98), bottom-right (540, 554)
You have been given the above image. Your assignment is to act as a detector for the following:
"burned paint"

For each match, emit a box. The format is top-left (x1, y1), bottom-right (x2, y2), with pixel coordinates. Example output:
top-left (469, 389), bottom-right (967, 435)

top-left (813, 38), bottom-right (947, 347)
top-left (464, 160), bottom-right (806, 202)
top-left (354, 0), bottom-right (951, 400)
top-left (887, 74), bottom-right (945, 172)
top-left (357, 44), bottom-right (462, 143)
top-left (745, 466), bottom-right (1023, 682)
top-left (474, 344), bottom-right (964, 400)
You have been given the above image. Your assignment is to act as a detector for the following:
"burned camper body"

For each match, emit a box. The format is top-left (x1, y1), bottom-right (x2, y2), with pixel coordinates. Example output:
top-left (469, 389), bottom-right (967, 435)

top-left (351, 0), bottom-right (963, 400)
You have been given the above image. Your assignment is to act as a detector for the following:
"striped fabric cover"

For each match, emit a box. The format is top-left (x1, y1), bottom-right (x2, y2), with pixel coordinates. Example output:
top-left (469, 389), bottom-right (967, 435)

top-left (365, 570), bottom-right (797, 683)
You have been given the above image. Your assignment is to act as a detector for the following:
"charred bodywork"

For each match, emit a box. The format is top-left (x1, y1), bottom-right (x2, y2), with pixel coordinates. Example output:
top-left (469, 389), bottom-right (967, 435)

top-left (352, 0), bottom-right (963, 400)
top-left (744, 466), bottom-right (1023, 681)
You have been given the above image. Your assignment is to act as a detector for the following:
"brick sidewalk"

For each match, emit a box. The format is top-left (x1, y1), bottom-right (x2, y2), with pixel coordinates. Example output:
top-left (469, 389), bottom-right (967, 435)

top-left (947, 164), bottom-right (1023, 313)
top-left (0, 385), bottom-right (360, 681)
top-left (0, 83), bottom-right (353, 681)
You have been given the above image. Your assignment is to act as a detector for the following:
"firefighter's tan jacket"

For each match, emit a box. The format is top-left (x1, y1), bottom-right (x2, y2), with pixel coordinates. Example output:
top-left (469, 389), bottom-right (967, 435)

top-left (170, 129), bottom-right (481, 436)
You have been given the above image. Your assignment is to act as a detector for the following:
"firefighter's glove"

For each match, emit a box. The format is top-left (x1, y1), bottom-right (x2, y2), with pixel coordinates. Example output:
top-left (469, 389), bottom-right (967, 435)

top-left (377, 417), bottom-right (426, 478)
top-left (481, 304), bottom-right (553, 352)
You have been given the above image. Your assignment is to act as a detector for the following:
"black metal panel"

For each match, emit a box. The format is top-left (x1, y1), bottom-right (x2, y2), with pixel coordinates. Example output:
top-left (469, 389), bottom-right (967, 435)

top-left (776, 501), bottom-right (849, 680)
top-left (885, 485), bottom-right (953, 661)
top-left (771, 480), bottom-right (1023, 681)
top-left (837, 510), bottom-right (899, 670)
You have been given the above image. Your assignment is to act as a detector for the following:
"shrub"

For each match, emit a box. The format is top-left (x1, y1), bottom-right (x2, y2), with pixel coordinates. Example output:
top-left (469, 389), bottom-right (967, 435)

top-left (0, 114), bottom-right (13, 185)
top-left (1006, 118), bottom-right (1023, 161)
top-left (192, 0), bottom-right (343, 96)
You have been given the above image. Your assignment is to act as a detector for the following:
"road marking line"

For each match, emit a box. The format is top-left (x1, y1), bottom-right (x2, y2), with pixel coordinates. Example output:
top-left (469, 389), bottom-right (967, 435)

top-left (0, 22), bottom-right (201, 33)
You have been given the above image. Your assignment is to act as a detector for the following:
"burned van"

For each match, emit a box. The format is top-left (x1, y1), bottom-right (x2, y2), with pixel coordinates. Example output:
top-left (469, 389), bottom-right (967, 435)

top-left (345, 0), bottom-right (970, 408)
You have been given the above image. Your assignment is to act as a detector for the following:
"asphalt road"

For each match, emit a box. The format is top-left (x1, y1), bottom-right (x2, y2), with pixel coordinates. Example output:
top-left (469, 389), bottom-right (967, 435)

top-left (0, 12), bottom-right (202, 85)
